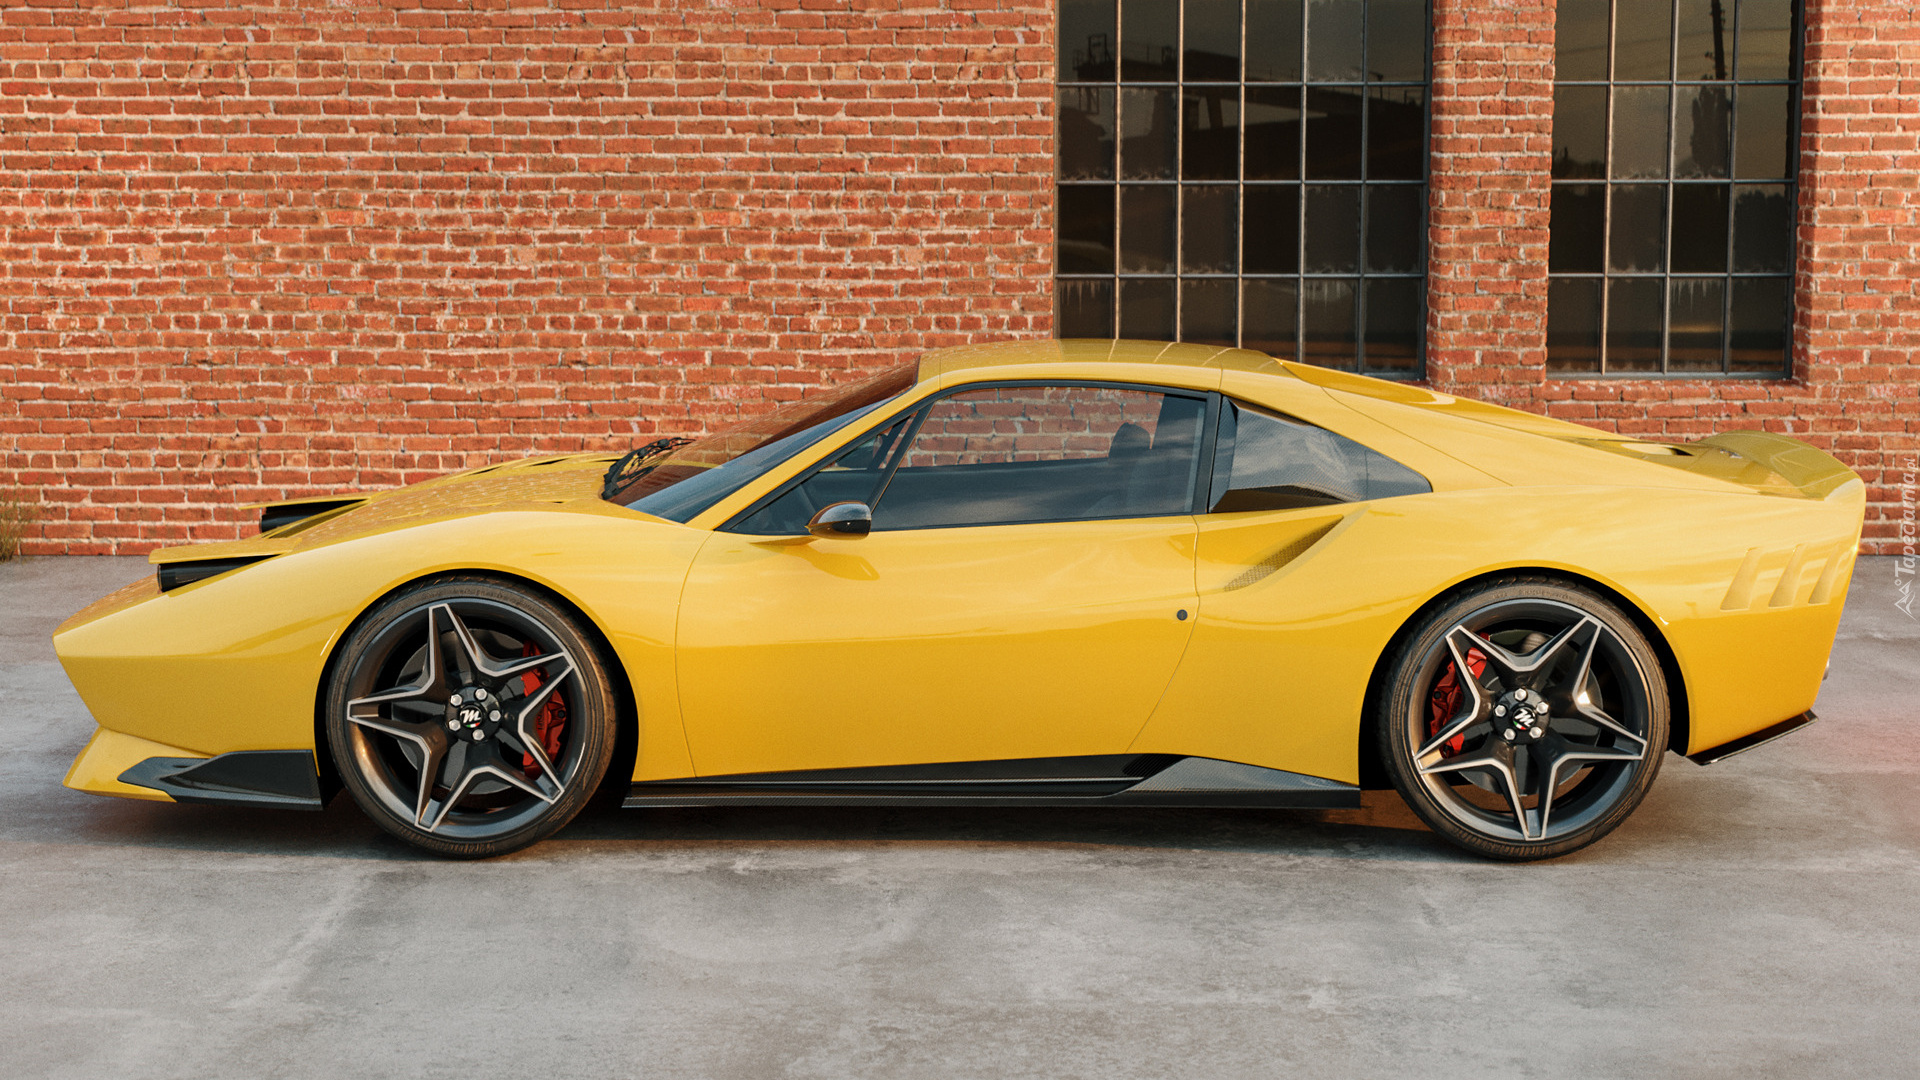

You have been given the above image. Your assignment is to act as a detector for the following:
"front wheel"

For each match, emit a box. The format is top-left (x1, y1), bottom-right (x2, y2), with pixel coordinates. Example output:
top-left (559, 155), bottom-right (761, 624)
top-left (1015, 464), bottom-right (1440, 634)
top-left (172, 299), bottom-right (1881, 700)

top-left (1378, 577), bottom-right (1669, 861)
top-left (325, 576), bottom-right (616, 858)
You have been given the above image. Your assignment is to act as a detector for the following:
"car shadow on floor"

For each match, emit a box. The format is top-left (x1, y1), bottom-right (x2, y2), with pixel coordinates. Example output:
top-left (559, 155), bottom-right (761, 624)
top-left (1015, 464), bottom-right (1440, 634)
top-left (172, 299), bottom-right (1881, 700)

top-left (31, 785), bottom-right (1470, 863)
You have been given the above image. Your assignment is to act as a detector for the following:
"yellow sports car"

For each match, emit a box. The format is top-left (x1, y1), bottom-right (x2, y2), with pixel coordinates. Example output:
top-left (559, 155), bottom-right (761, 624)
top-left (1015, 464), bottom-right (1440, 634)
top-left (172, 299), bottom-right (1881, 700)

top-left (55, 340), bottom-right (1864, 860)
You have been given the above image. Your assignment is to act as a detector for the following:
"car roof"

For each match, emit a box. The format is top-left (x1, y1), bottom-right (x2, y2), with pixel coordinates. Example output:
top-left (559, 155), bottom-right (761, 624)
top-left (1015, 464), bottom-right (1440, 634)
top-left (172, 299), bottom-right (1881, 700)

top-left (915, 338), bottom-right (1297, 382)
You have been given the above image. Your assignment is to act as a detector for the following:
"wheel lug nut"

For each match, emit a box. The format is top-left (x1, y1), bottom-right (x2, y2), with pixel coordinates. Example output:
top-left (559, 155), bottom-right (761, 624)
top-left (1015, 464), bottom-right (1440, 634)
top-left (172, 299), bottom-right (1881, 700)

top-left (446, 719), bottom-right (460, 731)
top-left (1494, 705), bottom-right (1506, 717)
top-left (489, 711), bottom-right (501, 722)
top-left (450, 693), bottom-right (462, 705)
top-left (1529, 727), bottom-right (1542, 739)
top-left (471, 729), bottom-right (485, 741)
top-left (1502, 728), bottom-right (1515, 741)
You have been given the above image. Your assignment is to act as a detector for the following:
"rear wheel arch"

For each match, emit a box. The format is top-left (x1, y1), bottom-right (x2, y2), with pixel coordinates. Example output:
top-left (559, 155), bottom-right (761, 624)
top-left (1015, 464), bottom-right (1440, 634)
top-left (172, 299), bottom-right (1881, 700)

top-left (311, 569), bottom-right (641, 809)
top-left (1357, 566), bottom-right (1691, 790)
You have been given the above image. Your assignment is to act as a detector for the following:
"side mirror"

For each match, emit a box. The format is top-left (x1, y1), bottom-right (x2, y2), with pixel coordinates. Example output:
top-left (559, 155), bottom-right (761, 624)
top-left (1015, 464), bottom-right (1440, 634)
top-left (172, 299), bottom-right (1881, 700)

top-left (807, 501), bottom-right (872, 539)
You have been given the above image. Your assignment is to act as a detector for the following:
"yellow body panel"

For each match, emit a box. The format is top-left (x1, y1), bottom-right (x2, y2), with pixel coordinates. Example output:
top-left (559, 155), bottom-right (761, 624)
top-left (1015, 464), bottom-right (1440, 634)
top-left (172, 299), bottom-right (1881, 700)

top-left (54, 338), bottom-right (1864, 803)
top-left (677, 517), bottom-right (1200, 775)
top-left (62, 728), bottom-right (198, 802)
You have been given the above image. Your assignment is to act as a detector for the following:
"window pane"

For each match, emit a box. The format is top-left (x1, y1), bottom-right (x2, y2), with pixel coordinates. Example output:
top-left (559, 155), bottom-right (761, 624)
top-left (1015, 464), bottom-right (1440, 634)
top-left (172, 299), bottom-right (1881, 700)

top-left (1057, 278), bottom-right (1116, 337)
top-left (1183, 279), bottom-right (1238, 346)
top-left (1246, 0), bottom-right (1304, 83)
top-left (1302, 278), bottom-right (1358, 368)
top-left (1121, 87), bottom-right (1178, 179)
top-left (733, 418), bottom-right (916, 536)
top-left (1183, 86), bottom-right (1241, 180)
top-left (1245, 85), bottom-right (1304, 179)
top-left (1054, 0), bottom-right (1428, 378)
top-left (1119, 277), bottom-right (1177, 339)
top-left (1211, 403), bottom-right (1375, 511)
top-left (1734, 83), bottom-right (1791, 179)
top-left (1367, 0), bottom-right (1427, 82)
top-left (1304, 185), bottom-right (1360, 272)
top-left (1668, 277), bottom-right (1726, 371)
top-left (1244, 184), bottom-right (1302, 273)
top-left (1732, 183), bottom-right (1792, 272)
top-left (1728, 276), bottom-right (1790, 372)
top-left (1058, 185), bottom-right (1116, 273)
top-left (1736, 0), bottom-right (1794, 81)
top-left (1367, 85), bottom-right (1426, 179)
top-left (1674, 85), bottom-right (1732, 177)
top-left (1615, 0), bottom-right (1674, 81)
top-left (1552, 85), bottom-right (1608, 178)
top-left (1122, 0), bottom-right (1180, 82)
top-left (1244, 278), bottom-right (1299, 357)
top-left (1547, 277), bottom-right (1604, 372)
top-left (1305, 86), bottom-right (1364, 178)
top-left (1366, 185), bottom-right (1423, 272)
top-left (1549, 183), bottom-right (1606, 273)
top-left (1183, 185), bottom-right (1239, 273)
top-left (1058, 88), bottom-right (1117, 181)
top-left (1060, 0), bottom-right (1117, 81)
top-left (1606, 277), bottom-right (1666, 371)
top-left (1670, 183), bottom-right (1729, 272)
top-left (1676, 0), bottom-right (1733, 81)
top-left (1608, 184), bottom-right (1667, 272)
top-left (1120, 185), bottom-right (1176, 272)
top-left (1185, 0), bottom-right (1241, 81)
top-left (1306, 0), bottom-right (1364, 82)
top-left (1611, 85), bottom-right (1672, 178)
top-left (879, 386), bottom-right (1205, 528)
top-left (1364, 277), bottom-right (1421, 372)
top-left (1557, 0), bottom-right (1612, 81)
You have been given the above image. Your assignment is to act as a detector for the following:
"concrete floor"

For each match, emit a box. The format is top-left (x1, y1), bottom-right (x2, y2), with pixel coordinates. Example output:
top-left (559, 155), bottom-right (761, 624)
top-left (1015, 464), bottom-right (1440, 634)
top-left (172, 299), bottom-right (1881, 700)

top-left (1, 556), bottom-right (1916, 1080)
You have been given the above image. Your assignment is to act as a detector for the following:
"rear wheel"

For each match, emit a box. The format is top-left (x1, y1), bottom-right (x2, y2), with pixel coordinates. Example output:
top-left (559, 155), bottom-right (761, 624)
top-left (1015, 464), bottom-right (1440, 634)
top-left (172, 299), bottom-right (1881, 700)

top-left (325, 576), bottom-right (615, 858)
top-left (1378, 578), bottom-right (1669, 861)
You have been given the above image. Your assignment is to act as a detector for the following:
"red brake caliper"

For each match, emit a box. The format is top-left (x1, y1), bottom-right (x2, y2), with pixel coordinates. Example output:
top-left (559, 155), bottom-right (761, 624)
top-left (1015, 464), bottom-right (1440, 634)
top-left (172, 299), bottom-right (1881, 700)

top-left (518, 642), bottom-right (569, 778)
top-left (1428, 648), bottom-right (1488, 758)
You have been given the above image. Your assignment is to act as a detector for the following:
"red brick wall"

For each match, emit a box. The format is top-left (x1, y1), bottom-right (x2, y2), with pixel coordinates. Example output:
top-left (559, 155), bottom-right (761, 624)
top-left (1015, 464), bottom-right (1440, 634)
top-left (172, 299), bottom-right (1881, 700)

top-left (0, 0), bottom-right (1055, 553)
top-left (3, 0), bottom-right (1913, 555)
top-left (1427, 0), bottom-right (1919, 554)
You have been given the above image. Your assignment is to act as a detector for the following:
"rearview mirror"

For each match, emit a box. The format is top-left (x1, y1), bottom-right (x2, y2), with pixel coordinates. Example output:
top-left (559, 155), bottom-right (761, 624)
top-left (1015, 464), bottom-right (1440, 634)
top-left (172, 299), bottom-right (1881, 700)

top-left (807, 501), bottom-right (872, 539)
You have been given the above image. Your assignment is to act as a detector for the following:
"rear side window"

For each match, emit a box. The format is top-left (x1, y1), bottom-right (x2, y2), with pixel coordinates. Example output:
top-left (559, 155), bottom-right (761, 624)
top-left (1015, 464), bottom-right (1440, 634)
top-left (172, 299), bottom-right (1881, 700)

top-left (1207, 401), bottom-right (1429, 513)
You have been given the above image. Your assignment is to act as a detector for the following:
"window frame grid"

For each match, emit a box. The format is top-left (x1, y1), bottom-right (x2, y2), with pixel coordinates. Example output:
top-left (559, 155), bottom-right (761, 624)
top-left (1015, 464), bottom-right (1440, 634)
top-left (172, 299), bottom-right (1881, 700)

top-left (1547, 0), bottom-right (1803, 378)
top-left (1055, 0), bottom-right (1434, 379)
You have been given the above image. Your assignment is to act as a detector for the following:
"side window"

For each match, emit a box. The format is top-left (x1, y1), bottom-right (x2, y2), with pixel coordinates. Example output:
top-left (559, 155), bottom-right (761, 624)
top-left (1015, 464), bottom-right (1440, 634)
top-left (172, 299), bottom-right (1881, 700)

top-left (874, 384), bottom-right (1207, 530)
top-left (729, 416), bottom-right (914, 535)
top-left (1207, 401), bottom-right (1430, 513)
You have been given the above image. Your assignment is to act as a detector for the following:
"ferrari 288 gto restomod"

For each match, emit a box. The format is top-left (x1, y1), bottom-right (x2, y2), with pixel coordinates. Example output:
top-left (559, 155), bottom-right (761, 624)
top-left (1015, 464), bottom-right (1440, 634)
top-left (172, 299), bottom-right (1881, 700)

top-left (57, 340), bottom-right (1864, 859)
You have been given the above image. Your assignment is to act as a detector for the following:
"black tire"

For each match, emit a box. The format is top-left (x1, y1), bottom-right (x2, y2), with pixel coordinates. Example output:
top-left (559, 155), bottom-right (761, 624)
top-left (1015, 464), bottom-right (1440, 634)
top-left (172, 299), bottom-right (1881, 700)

top-left (1378, 577), bottom-right (1669, 861)
top-left (325, 575), bottom-right (616, 858)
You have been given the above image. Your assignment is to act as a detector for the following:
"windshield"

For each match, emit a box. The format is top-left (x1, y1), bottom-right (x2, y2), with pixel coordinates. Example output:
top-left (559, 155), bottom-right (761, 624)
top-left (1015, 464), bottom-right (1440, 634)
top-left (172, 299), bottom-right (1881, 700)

top-left (605, 362), bottom-right (920, 522)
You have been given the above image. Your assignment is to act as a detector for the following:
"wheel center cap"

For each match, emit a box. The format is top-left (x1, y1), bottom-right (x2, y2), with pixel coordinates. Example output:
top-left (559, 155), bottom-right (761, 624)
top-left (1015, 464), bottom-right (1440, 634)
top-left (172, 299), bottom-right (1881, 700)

top-left (1493, 689), bottom-right (1550, 742)
top-left (446, 686), bottom-right (504, 742)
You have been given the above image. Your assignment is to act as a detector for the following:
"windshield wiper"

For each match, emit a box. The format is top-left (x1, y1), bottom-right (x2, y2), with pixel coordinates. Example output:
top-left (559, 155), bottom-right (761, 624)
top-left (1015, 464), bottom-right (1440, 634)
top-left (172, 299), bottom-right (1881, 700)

top-left (601, 437), bottom-right (696, 501)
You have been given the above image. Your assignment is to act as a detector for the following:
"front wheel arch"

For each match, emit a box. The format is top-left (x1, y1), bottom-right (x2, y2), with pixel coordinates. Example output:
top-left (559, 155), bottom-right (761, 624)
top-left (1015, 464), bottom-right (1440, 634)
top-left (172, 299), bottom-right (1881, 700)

top-left (1357, 566), bottom-right (1691, 791)
top-left (311, 569), bottom-right (641, 810)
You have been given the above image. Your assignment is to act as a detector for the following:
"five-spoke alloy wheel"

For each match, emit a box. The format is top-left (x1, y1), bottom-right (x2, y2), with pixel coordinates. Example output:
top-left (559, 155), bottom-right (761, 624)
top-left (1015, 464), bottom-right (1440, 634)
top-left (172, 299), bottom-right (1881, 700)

top-left (1379, 577), bottom-right (1670, 860)
top-left (325, 577), bottom-right (615, 858)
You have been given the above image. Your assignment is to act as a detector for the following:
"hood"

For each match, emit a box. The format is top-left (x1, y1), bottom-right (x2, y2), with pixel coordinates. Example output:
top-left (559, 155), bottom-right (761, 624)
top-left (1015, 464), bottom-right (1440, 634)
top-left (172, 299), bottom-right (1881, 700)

top-left (149, 454), bottom-right (621, 571)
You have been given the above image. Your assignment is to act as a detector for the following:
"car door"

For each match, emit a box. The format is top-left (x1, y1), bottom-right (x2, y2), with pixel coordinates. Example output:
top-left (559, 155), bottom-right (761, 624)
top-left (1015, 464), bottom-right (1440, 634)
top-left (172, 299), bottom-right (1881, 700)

top-left (674, 381), bottom-right (1211, 777)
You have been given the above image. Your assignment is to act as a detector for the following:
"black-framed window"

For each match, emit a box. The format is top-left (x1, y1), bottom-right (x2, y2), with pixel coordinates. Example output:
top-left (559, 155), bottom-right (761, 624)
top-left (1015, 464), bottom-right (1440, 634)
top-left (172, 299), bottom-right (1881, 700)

top-left (729, 382), bottom-right (1212, 533)
top-left (1056, 0), bottom-right (1431, 378)
top-left (1548, 0), bottom-right (1800, 376)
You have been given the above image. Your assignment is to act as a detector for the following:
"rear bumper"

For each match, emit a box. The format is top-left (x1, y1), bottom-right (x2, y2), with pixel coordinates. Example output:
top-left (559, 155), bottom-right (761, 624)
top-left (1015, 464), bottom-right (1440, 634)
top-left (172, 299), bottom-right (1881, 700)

top-left (1687, 710), bottom-right (1817, 766)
